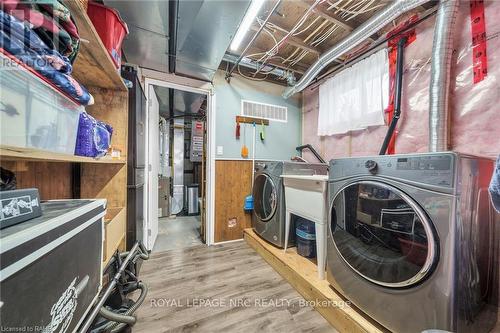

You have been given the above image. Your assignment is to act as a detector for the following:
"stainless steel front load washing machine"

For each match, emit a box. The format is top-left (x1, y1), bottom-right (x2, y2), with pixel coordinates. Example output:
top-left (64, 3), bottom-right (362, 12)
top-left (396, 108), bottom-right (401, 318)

top-left (252, 161), bottom-right (328, 247)
top-left (327, 152), bottom-right (498, 333)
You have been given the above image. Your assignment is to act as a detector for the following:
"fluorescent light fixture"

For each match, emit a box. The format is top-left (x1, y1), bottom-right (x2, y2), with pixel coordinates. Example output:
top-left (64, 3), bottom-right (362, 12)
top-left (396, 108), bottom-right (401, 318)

top-left (230, 0), bottom-right (265, 51)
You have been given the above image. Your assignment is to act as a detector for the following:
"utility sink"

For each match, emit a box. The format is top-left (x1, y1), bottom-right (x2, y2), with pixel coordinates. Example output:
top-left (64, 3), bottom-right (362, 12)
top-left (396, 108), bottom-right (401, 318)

top-left (281, 174), bottom-right (329, 279)
top-left (280, 175), bottom-right (329, 221)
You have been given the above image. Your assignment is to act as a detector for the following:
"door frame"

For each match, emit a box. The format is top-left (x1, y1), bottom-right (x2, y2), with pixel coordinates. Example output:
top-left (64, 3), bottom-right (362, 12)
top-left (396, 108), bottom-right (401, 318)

top-left (144, 86), bottom-right (160, 250)
top-left (144, 77), bottom-right (216, 246)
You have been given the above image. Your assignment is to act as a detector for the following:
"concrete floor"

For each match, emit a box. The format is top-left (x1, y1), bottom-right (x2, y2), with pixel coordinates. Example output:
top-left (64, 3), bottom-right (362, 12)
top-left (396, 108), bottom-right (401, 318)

top-left (152, 215), bottom-right (203, 253)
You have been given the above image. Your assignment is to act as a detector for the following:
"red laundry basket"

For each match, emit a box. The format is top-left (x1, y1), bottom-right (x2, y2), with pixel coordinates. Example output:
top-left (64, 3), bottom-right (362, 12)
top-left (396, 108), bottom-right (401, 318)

top-left (87, 2), bottom-right (129, 69)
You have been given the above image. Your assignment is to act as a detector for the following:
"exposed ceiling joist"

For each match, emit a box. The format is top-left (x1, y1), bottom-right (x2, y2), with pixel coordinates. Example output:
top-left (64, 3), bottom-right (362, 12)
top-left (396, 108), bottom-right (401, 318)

top-left (251, 24), bottom-right (320, 56)
top-left (297, 0), bottom-right (354, 32)
top-left (247, 47), bottom-right (309, 73)
top-left (296, 0), bottom-right (375, 43)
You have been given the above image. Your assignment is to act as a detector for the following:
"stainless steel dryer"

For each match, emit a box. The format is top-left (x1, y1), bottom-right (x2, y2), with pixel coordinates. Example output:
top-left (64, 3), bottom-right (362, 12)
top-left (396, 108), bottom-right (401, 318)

top-left (327, 152), bottom-right (498, 333)
top-left (252, 161), bottom-right (328, 247)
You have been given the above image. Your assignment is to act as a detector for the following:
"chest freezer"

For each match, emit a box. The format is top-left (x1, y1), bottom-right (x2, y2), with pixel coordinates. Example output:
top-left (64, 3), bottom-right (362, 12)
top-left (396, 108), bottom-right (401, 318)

top-left (0, 199), bottom-right (106, 333)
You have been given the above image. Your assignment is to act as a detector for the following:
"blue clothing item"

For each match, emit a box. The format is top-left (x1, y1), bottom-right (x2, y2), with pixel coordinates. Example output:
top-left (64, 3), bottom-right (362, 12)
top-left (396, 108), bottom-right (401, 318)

top-left (489, 155), bottom-right (500, 212)
top-left (75, 112), bottom-right (113, 158)
top-left (0, 10), bottom-right (92, 105)
top-left (0, 10), bottom-right (72, 73)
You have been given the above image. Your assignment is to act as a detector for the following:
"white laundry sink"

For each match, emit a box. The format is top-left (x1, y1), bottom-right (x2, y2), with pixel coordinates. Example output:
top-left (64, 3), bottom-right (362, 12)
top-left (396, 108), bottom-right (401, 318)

top-left (281, 174), bottom-right (329, 279)
top-left (281, 175), bottom-right (329, 221)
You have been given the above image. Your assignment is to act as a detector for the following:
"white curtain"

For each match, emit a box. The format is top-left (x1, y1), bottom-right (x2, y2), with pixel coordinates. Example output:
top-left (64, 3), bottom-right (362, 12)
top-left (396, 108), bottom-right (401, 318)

top-left (318, 48), bottom-right (389, 136)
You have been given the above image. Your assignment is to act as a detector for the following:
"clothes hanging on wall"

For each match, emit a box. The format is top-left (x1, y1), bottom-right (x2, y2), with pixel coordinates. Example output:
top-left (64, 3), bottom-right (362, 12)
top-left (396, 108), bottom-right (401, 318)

top-left (318, 48), bottom-right (389, 136)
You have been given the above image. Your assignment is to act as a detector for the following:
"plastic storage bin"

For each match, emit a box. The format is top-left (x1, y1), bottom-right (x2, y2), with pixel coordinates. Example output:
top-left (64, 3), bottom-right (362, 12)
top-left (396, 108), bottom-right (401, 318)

top-left (0, 55), bottom-right (83, 154)
top-left (87, 2), bottom-right (129, 69)
top-left (296, 218), bottom-right (316, 258)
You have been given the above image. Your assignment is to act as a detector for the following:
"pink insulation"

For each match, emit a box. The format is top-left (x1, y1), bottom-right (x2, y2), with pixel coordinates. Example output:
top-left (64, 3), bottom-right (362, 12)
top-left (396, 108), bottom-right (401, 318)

top-left (451, 0), bottom-right (500, 158)
top-left (302, 1), bottom-right (500, 160)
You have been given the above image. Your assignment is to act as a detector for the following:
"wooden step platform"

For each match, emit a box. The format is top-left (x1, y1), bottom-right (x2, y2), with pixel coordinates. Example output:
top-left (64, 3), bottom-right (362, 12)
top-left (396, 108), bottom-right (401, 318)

top-left (244, 228), bottom-right (388, 333)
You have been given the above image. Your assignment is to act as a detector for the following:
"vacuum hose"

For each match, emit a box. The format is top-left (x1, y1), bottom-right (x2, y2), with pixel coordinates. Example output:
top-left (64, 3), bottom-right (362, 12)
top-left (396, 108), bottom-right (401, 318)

top-left (99, 307), bottom-right (135, 325)
top-left (98, 241), bottom-right (150, 332)
top-left (105, 242), bottom-right (150, 270)
top-left (100, 282), bottom-right (148, 333)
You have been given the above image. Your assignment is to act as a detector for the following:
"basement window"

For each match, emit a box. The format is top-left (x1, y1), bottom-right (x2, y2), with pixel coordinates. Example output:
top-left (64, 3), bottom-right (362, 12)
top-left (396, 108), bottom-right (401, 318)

top-left (318, 48), bottom-right (389, 136)
top-left (241, 100), bottom-right (288, 123)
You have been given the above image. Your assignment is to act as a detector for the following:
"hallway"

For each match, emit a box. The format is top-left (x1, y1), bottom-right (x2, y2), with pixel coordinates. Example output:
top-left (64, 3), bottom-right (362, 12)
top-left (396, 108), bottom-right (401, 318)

top-left (153, 216), bottom-right (203, 253)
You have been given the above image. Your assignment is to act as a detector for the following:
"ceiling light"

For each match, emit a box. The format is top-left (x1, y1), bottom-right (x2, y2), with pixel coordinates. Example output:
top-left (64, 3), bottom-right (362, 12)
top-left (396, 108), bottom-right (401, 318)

top-left (230, 0), bottom-right (265, 51)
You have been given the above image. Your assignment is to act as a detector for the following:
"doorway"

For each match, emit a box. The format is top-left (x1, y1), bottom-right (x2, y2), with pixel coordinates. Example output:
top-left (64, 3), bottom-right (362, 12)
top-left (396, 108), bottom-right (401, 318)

top-left (143, 78), bottom-right (214, 252)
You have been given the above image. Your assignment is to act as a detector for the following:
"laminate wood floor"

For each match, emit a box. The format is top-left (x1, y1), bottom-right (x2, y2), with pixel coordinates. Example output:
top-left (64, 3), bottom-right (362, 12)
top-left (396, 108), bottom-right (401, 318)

top-left (134, 240), bottom-right (336, 333)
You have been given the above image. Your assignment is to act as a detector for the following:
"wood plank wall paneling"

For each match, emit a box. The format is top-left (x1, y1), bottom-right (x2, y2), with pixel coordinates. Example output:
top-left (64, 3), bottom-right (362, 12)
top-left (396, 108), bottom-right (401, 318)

top-left (80, 88), bottom-right (128, 210)
top-left (80, 163), bottom-right (126, 208)
top-left (85, 88), bottom-right (129, 156)
top-left (0, 161), bottom-right (73, 199)
top-left (215, 160), bottom-right (253, 242)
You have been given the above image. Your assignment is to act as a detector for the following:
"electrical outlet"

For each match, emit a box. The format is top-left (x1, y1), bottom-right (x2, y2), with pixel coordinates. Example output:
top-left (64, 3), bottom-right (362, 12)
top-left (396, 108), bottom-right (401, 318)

top-left (217, 146), bottom-right (224, 155)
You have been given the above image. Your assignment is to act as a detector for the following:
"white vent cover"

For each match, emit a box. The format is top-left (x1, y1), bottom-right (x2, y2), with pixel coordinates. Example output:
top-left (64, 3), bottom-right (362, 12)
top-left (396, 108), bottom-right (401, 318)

top-left (241, 100), bottom-right (287, 122)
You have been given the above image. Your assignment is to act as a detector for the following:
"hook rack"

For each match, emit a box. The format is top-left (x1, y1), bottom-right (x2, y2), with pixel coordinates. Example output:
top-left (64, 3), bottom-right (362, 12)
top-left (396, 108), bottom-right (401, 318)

top-left (236, 116), bottom-right (269, 126)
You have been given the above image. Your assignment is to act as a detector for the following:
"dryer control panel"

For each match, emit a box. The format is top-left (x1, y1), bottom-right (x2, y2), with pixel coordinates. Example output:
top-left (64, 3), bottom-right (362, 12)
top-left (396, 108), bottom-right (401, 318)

top-left (330, 153), bottom-right (456, 190)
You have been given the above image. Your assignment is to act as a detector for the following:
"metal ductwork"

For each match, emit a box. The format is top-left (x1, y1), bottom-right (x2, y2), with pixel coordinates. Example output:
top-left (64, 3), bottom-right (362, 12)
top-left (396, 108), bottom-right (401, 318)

top-left (282, 0), bottom-right (431, 99)
top-left (428, 0), bottom-right (459, 152)
top-left (105, 0), bottom-right (250, 80)
top-left (223, 54), bottom-right (296, 84)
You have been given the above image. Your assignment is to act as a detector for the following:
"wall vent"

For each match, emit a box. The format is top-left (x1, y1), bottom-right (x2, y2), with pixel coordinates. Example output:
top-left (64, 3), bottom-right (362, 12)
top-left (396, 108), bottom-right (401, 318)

top-left (241, 100), bottom-right (287, 122)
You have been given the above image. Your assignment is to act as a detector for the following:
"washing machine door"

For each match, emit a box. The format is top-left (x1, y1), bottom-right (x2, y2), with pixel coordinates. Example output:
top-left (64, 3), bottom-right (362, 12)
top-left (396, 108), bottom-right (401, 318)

top-left (330, 180), bottom-right (438, 288)
top-left (253, 174), bottom-right (278, 222)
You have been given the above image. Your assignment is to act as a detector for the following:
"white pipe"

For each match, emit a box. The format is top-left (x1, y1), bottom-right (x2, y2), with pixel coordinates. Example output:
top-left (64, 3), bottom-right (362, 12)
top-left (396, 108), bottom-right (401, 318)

top-left (283, 0), bottom-right (431, 98)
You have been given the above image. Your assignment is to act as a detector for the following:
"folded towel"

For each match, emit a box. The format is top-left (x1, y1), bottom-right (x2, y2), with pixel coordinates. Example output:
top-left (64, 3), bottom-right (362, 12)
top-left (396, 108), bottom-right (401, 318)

top-left (489, 155), bottom-right (500, 212)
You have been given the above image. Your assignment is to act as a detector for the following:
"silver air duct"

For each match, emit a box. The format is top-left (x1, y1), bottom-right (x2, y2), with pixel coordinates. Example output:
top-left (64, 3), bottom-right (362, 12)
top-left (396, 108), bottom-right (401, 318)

top-left (282, 0), bottom-right (431, 99)
top-left (428, 0), bottom-right (459, 152)
top-left (223, 53), bottom-right (296, 84)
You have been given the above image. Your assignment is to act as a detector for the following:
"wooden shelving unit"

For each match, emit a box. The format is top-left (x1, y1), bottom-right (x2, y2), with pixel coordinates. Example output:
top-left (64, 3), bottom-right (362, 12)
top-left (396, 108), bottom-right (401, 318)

top-left (64, 0), bottom-right (127, 92)
top-left (0, 145), bottom-right (126, 164)
top-left (0, 0), bottom-right (129, 266)
top-left (103, 207), bottom-right (127, 264)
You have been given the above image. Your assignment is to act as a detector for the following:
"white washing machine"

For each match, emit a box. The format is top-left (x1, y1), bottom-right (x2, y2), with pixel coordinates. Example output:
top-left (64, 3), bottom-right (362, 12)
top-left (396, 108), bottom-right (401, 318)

top-left (327, 152), bottom-right (498, 333)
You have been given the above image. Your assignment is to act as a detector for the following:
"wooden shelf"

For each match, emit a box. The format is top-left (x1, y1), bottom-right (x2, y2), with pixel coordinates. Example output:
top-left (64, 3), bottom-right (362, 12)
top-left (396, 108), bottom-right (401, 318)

top-left (1, 1), bottom-right (130, 260)
top-left (0, 145), bottom-right (126, 164)
top-left (104, 207), bottom-right (126, 263)
top-left (64, 0), bottom-right (127, 91)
